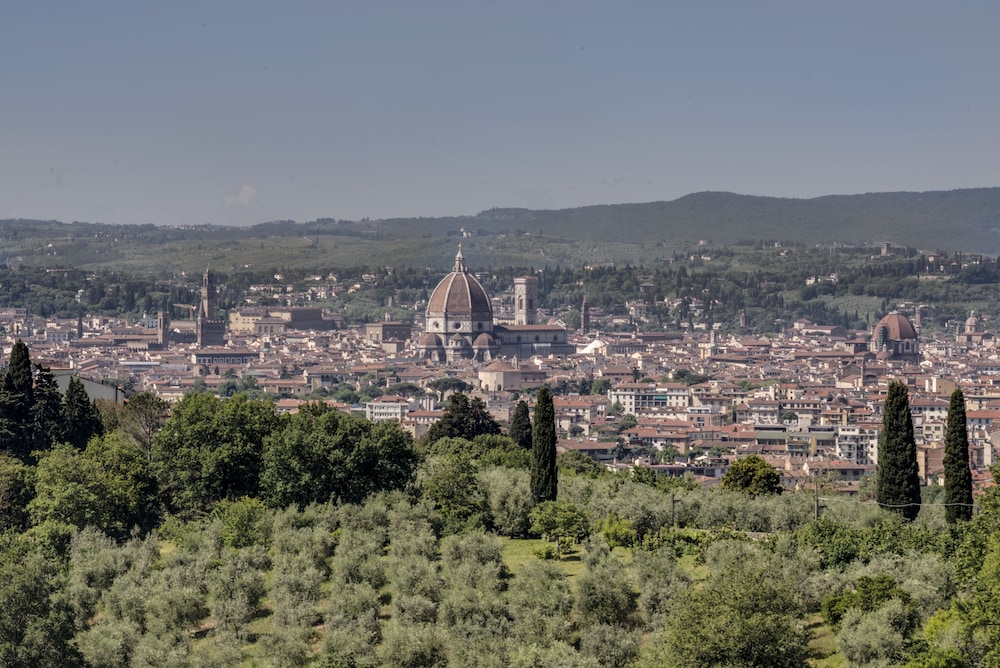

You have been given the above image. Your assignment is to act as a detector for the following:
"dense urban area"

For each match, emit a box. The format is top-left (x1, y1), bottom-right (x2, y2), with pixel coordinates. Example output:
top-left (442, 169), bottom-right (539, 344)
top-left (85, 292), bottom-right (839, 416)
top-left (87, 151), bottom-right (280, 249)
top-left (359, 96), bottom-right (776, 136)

top-left (3, 233), bottom-right (1000, 667)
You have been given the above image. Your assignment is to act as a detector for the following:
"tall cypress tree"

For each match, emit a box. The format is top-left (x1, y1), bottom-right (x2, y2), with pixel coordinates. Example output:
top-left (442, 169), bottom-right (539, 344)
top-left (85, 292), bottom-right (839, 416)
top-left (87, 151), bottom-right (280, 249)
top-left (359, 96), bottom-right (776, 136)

top-left (62, 377), bottom-right (103, 450)
top-left (508, 400), bottom-right (532, 450)
top-left (0, 340), bottom-right (35, 460)
top-left (876, 381), bottom-right (921, 521)
top-left (31, 364), bottom-right (64, 452)
top-left (943, 387), bottom-right (973, 523)
top-left (530, 386), bottom-right (557, 503)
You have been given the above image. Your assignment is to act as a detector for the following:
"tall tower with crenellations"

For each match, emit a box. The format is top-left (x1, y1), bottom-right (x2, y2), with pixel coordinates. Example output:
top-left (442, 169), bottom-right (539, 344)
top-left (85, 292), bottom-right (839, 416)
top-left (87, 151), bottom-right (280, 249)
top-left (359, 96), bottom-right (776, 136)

top-left (196, 269), bottom-right (226, 347)
top-left (200, 269), bottom-right (216, 319)
top-left (157, 309), bottom-right (170, 347)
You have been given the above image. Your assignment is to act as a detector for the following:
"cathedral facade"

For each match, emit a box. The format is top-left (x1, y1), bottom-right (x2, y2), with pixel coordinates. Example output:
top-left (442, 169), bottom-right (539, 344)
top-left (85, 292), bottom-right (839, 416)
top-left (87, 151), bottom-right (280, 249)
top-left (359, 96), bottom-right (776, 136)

top-left (417, 248), bottom-right (574, 362)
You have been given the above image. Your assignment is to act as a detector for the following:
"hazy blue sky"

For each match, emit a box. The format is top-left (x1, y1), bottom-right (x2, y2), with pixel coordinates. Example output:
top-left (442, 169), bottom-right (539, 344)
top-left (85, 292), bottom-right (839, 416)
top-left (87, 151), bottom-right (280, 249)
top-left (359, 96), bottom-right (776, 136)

top-left (2, 2), bottom-right (997, 226)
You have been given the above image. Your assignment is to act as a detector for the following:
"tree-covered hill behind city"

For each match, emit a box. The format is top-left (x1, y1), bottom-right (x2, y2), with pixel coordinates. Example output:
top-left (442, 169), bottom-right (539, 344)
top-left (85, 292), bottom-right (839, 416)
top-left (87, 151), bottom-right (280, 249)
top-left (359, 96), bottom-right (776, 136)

top-left (4, 187), bottom-right (1000, 274)
top-left (384, 188), bottom-right (1000, 252)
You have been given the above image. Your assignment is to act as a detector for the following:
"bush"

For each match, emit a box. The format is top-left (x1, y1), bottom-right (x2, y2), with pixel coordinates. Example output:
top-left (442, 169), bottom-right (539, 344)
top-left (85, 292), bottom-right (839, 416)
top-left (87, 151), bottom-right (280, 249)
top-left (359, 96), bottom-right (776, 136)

top-left (75, 618), bottom-right (142, 668)
top-left (507, 560), bottom-right (574, 645)
top-left (214, 496), bottom-right (271, 549)
top-left (597, 513), bottom-right (638, 549)
top-left (377, 621), bottom-right (447, 668)
top-left (580, 624), bottom-right (640, 668)
top-left (533, 543), bottom-right (557, 560)
top-left (480, 467), bottom-right (534, 537)
top-left (634, 547), bottom-right (690, 624)
top-left (420, 454), bottom-right (486, 535)
top-left (836, 598), bottom-right (914, 667)
top-left (822, 575), bottom-right (917, 631)
top-left (574, 551), bottom-right (637, 628)
top-left (207, 548), bottom-right (267, 642)
top-left (529, 501), bottom-right (590, 559)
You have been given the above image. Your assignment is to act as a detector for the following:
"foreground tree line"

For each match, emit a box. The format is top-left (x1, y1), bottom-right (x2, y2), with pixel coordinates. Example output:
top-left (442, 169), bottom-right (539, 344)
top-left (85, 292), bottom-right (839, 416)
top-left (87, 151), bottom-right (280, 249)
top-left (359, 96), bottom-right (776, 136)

top-left (0, 344), bottom-right (997, 665)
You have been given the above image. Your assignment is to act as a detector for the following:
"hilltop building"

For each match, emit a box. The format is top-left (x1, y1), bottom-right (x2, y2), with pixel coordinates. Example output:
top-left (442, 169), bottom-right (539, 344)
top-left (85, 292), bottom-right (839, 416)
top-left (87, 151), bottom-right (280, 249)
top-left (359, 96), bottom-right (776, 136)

top-left (417, 247), bottom-right (574, 362)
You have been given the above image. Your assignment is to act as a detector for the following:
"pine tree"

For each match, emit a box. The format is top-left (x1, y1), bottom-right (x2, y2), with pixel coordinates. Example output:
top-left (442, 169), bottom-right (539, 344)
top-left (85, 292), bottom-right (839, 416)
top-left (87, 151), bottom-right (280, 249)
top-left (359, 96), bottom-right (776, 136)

top-left (530, 386), bottom-right (557, 503)
top-left (943, 387), bottom-right (973, 523)
top-left (508, 400), bottom-right (532, 450)
top-left (62, 377), bottom-right (103, 450)
top-left (875, 381), bottom-right (921, 521)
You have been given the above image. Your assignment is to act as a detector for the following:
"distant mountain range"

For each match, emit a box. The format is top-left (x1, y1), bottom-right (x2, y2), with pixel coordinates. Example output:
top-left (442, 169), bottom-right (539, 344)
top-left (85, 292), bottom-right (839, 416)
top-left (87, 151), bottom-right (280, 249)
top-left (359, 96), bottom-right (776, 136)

top-left (376, 188), bottom-right (1000, 252)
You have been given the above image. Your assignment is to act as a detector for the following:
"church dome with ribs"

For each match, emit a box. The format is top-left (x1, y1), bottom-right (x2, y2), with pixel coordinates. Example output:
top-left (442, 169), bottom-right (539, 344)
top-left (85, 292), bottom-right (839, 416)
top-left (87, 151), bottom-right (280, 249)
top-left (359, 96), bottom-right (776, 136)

top-left (873, 312), bottom-right (918, 341)
top-left (425, 247), bottom-right (494, 336)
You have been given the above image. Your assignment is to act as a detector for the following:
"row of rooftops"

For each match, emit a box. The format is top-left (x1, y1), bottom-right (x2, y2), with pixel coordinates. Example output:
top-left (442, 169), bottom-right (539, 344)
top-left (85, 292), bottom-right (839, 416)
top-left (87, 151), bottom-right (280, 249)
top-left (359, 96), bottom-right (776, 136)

top-left (5, 312), bottom-right (1000, 486)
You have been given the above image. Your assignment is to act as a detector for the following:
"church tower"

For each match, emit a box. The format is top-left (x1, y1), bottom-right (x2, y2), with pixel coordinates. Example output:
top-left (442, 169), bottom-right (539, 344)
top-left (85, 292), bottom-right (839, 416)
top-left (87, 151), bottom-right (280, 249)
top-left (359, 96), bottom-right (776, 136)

top-left (581, 294), bottom-right (590, 334)
top-left (514, 276), bottom-right (537, 326)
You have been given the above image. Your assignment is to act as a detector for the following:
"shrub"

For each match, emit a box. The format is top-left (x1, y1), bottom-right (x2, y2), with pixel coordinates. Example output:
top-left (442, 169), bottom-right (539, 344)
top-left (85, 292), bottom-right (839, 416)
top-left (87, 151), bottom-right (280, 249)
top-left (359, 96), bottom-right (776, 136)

top-left (214, 496), bottom-right (271, 549)
top-left (533, 544), bottom-right (557, 560)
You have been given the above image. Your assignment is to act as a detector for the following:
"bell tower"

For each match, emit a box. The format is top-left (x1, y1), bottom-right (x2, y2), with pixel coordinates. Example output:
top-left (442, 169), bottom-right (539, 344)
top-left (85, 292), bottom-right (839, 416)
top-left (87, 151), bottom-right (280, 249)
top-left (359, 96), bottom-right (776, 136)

top-left (514, 276), bottom-right (537, 326)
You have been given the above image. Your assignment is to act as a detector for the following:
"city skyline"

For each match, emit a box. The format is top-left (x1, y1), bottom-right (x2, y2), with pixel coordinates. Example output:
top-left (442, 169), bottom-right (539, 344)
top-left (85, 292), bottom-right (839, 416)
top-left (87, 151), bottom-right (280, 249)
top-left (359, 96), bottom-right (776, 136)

top-left (2, 1), bottom-right (998, 227)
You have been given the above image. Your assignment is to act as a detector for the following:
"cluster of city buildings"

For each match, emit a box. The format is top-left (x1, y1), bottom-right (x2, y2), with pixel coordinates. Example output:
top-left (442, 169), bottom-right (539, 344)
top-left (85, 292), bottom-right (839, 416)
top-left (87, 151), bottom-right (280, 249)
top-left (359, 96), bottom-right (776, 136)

top-left (7, 249), bottom-right (998, 495)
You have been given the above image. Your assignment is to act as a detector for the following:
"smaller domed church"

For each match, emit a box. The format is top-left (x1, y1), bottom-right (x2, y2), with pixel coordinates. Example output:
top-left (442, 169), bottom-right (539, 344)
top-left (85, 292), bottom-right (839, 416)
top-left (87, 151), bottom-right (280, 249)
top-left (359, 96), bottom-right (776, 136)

top-left (956, 310), bottom-right (994, 347)
top-left (418, 247), bottom-right (575, 362)
top-left (870, 312), bottom-right (920, 363)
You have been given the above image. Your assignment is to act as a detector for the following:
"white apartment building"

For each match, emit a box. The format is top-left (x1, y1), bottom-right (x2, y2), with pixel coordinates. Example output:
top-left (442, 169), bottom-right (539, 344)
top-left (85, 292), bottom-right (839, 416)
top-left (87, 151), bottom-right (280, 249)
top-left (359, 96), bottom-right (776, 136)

top-left (835, 424), bottom-right (881, 466)
top-left (608, 383), bottom-right (690, 415)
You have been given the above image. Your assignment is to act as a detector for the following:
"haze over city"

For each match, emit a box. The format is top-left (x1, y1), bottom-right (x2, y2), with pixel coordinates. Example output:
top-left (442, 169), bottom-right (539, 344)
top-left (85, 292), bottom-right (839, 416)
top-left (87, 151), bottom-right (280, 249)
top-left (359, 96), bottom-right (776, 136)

top-left (2, 1), bottom-right (998, 227)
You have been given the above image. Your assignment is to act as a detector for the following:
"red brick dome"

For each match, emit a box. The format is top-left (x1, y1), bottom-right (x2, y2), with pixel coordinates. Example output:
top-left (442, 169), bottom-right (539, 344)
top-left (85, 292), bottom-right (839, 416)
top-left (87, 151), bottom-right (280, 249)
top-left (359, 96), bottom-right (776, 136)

top-left (873, 312), bottom-right (917, 340)
top-left (426, 247), bottom-right (493, 325)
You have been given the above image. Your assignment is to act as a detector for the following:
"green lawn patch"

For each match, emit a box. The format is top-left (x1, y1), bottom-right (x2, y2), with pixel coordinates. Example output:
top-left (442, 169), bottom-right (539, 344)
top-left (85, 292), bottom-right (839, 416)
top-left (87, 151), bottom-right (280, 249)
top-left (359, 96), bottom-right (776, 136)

top-left (806, 613), bottom-right (846, 667)
top-left (500, 537), bottom-right (587, 578)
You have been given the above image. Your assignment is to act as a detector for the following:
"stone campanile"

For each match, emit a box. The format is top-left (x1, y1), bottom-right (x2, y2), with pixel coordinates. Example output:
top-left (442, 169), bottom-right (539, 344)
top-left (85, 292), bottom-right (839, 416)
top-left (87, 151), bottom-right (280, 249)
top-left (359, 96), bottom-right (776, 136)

top-left (514, 276), bottom-right (537, 326)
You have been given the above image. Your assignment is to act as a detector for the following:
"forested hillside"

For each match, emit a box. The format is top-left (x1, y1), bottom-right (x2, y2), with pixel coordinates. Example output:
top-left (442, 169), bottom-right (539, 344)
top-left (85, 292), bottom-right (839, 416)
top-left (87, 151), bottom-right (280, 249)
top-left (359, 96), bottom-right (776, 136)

top-left (4, 187), bottom-right (1000, 273)
top-left (446, 188), bottom-right (1000, 250)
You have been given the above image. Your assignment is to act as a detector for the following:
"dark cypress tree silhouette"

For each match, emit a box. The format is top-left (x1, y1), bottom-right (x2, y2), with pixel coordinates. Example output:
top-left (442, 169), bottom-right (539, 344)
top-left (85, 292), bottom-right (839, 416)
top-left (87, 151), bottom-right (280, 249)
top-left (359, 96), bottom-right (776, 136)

top-left (508, 400), bottom-right (532, 450)
top-left (31, 364), bottom-right (64, 451)
top-left (943, 387), bottom-right (974, 523)
top-left (62, 377), bottom-right (103, 450)
top-left (876, 380), bottom-right (921, 521)
top-left (530, 386), bottom-right (558, 503)
top-left (0, 340), bottom-right (35, 459)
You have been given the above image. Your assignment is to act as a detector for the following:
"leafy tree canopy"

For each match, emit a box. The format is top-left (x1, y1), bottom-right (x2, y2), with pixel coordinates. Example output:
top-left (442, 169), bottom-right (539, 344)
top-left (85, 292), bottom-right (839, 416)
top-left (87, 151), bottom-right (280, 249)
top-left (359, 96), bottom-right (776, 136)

top-left (721, 455), bottom-right (782, 496)
top-left (424, 393), bottom-right (500, 445)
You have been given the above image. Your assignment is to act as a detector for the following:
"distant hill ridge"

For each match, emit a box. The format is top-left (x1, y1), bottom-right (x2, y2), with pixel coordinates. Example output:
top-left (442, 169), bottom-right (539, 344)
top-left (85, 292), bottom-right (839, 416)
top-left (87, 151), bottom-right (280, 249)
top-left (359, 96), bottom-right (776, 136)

top-left (4, 187), bottom-right (1000, 258)
top-left (402, 188), bottom-right (1000, 251)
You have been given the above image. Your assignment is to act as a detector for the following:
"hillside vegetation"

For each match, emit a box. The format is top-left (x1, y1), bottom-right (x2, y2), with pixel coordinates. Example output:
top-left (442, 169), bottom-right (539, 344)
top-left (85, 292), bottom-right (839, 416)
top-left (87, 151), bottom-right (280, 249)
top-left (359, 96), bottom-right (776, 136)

top-left (4, 188), bottom-right (1000, 274)
top-left (454, 188), bottom-right (1000, 249)
top-left (3, 380), bottom-right (997, 667)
